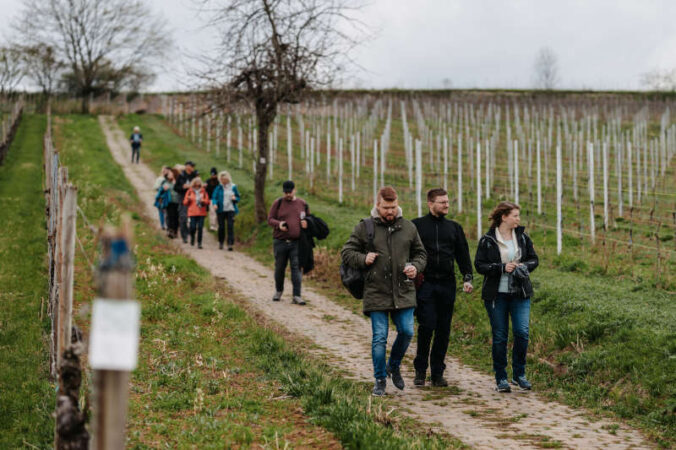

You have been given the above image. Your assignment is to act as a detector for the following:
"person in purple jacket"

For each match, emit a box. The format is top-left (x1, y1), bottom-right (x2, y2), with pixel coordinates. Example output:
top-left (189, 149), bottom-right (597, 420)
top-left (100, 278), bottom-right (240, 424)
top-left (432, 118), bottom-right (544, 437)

top-left (267, 180), bottom-right (309, 305)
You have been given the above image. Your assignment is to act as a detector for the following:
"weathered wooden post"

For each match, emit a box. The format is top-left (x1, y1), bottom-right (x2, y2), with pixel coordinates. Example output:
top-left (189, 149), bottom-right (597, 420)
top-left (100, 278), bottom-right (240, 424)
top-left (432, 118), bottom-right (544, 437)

top-left (90, 217), bottom-right (138, 450)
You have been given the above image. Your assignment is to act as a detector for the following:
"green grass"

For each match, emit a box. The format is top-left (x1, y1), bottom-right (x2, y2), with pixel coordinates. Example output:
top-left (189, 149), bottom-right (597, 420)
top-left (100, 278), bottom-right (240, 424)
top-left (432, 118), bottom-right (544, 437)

top-left (0, 114), bottom-right (54, 448)
top-left (55, 114), bottom-right (466, 448)
top-left (120, 113), bottom-right (676, 446)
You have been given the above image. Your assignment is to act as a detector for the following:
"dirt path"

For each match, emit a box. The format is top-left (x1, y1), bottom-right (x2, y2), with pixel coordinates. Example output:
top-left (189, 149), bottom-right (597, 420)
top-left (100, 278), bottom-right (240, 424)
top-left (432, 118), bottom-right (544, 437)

top-left (100, 116), bottom-right (651, 449)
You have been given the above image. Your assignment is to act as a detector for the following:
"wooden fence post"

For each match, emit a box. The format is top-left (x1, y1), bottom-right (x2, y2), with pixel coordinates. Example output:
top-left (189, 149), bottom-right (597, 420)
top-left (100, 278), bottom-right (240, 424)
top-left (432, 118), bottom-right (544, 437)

top-left (91, 216), bottom-right (137, 450)
top-left (57, 185), bottom-right (77, 365)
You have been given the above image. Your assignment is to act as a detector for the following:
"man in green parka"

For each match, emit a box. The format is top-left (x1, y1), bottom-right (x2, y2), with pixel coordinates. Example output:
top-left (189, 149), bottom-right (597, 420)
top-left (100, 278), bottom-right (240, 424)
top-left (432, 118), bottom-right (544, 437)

top-left (341, 186), bottom-right (427, 396)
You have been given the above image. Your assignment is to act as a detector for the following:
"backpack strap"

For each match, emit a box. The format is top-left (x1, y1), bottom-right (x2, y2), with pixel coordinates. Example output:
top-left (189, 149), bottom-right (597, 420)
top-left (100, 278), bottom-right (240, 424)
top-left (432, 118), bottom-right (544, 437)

top-left (272, 197), bottom-right (284, 219)
top-left (364, 217), bottom-right (375, 252)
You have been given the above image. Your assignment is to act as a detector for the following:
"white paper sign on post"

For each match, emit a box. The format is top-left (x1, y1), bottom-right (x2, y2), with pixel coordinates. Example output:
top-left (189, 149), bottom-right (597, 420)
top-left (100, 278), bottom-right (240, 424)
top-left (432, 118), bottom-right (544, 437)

top-left (89, 298), bottom-right (140, 371)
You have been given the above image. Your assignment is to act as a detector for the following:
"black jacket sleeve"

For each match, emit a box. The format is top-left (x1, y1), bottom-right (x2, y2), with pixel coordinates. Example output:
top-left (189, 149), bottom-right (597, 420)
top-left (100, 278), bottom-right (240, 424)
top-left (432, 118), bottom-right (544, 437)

top-left (520, 233), bottom-right (539, 273)
top-left (454, 224), bottom-right (473, 282)
top-left (474, 237), bottom-right (504, 276)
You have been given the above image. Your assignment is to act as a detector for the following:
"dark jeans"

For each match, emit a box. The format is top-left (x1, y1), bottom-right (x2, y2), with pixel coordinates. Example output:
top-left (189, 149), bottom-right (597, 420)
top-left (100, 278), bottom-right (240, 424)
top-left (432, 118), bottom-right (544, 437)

top-left (179, 203), bottom-right (189, 241)
top-left (217, 211), bottom-right (235, 246)
top-left (157, 207), bottom-right (166, 228)
top-left (189, 216), bottom-right (205, 245)
top-left (273, 239), bottom-right (301, 296)
top-left (414, 279), bottom-right (456, 377)
top-left (370, 308), bottom-right (415, 379)
top-left (131, 146), bottom-right (140, 163)
top-left (484, 293), bottom-right (531, 382)
top-left (166, 203), bottom-right (179, 234)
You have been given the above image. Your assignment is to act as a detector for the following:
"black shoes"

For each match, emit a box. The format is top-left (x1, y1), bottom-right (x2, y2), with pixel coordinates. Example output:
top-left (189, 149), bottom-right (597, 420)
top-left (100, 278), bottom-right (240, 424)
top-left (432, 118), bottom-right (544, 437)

top-left (387, 365), bottom-right (405, 390)
top-left (228, 246), bottom-right (233, 251)
top-left (219, 242), bottom-right (223, 250)
top-left (414, 370), bottom-right (426, 386)
top-left (272, 291), bottom-right (282, 302)
top-left (372, 378), bottom-right (387, 396)
top-left (431, 376), bottom-right (449, 387)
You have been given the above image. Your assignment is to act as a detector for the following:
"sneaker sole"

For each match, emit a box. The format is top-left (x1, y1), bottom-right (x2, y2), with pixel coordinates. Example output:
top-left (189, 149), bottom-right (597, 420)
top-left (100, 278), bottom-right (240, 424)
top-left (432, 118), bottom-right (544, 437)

top-left (495, 386), bottom-right (512, 393)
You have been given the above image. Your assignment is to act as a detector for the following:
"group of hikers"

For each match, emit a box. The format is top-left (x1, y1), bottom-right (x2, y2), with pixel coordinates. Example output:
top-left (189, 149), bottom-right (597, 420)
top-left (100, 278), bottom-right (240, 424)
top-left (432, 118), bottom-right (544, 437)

top-left (141, 127), bottom-right (539, 397)
top-left (268, 183), bottom-right (539, 396)
top-left (153, 162), bottom-right (241, 250)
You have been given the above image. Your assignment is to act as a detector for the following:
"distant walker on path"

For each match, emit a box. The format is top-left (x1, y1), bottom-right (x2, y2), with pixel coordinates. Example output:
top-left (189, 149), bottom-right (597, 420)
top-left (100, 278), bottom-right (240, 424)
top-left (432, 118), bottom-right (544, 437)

top-left (267, 180), bottom-right (309, 306)
top-left (130, 126), bottom-right (143, 164)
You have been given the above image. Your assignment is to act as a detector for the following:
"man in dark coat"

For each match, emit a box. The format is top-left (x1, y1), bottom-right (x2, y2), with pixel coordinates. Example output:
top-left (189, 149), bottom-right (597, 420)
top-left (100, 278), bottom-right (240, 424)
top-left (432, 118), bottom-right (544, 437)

top-left (412, 188), bottom-right (473, 387)
top-left (341, 186), bottom-right (426, 396)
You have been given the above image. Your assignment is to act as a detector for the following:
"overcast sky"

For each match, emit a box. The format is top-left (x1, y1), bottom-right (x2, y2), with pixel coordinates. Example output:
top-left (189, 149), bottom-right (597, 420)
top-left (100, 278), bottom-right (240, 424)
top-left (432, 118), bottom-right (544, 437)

top-left (2, 0), bottom-right (675, 91)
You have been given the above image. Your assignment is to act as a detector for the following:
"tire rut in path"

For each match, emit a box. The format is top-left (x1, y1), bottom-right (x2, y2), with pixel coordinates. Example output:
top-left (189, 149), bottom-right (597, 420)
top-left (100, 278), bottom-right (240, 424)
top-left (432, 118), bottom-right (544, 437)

top-left (99, 116), bottom-right (651, 449)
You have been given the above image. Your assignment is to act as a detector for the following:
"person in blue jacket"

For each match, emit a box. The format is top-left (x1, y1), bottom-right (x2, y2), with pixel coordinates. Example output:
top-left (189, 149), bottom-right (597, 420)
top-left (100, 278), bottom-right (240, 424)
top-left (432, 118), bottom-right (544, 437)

top-left (211, 170), bottom-right (240, 250)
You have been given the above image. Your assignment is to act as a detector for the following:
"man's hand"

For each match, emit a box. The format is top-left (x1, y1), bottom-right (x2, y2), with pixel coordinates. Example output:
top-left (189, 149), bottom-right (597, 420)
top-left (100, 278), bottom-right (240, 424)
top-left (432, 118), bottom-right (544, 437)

top-left (300, 219), bottom-right (308, 229)
top-left (183, 183), bottom-right (189, 189)
top-left (163, 185), bottom-right (169, 191)
top-left (463, 282), bottom-right (473, 293)
top-left (279, 221), bottom-right (288, 231)
top-left (505, 262), bottom-right (518, 273)
top-left (403, 264), bottom-right (417, 279)
top-left (365, 252), bottom-right (378, 266)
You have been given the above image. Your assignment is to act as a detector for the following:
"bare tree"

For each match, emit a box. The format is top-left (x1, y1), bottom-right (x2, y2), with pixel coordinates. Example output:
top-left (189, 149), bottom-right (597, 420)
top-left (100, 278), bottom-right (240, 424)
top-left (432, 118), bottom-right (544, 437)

top-left (0, 46), bottom-right (24, 96)
top-left (20, 45), bottom-right (64, 96)
top-left (196, 0), bottom-right (365, 222)
top-left (14, 0), bottom-right (171, 112)
top-left (533, 46), bottom-right (559, 90)
top-left (640, 68), bottom-right (676, 91)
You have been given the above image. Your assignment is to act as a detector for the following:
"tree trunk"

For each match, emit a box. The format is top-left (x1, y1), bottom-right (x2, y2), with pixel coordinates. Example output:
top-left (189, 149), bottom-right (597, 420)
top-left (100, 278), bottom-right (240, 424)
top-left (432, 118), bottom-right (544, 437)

top-left (254, 104), bottom-right (275, 223)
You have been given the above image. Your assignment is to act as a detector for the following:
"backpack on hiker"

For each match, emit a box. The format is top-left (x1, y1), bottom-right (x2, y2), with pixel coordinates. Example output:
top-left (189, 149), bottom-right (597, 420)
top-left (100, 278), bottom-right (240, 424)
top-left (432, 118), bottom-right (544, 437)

top-left (340, 218), bottom-right (375, 300)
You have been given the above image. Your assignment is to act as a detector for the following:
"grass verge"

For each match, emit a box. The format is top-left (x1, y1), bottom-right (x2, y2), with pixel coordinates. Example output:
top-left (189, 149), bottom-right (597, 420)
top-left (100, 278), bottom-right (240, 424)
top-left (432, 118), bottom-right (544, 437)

top-left (0, 114), bottom-right (54, 448)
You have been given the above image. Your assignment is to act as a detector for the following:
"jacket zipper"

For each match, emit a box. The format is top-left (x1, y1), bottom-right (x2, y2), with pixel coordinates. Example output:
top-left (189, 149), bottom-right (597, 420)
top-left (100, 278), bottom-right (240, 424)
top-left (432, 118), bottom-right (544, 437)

top-left (435, 223), bottom-right (439, 267)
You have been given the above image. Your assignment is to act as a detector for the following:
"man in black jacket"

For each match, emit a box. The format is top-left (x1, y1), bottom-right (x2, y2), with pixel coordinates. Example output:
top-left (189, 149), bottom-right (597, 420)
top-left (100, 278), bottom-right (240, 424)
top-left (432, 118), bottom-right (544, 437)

top-left (412, 188), bottom-right (473, 387)
top-left (174, 161), bottom-right (198, 243)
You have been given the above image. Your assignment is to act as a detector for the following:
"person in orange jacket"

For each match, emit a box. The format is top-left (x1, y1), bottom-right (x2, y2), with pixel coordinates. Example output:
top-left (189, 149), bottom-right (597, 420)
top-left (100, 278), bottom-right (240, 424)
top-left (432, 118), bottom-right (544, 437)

top-left (183, 177), bottom-right (209, 248)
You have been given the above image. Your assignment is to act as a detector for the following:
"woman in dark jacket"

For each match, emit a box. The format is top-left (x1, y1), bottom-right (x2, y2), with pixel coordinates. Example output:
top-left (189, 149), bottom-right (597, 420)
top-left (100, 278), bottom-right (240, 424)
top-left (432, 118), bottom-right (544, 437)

top-left (474, 201), bottom-right (538, 393)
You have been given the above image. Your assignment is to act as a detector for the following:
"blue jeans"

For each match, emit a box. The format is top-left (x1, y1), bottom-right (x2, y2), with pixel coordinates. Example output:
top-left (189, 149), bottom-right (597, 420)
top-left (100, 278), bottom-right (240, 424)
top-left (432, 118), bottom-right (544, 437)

top-left (370, 307), bottom-right (415, 380)
top-left (157, 207), bottom-right (166, 228)
top-left (484, 293), bottom-right (530, 382)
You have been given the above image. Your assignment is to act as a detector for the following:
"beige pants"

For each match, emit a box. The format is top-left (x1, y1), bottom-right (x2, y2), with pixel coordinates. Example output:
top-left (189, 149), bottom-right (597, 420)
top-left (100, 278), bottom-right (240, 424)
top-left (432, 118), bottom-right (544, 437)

top-left (208, 207), bottom-right (218, 231)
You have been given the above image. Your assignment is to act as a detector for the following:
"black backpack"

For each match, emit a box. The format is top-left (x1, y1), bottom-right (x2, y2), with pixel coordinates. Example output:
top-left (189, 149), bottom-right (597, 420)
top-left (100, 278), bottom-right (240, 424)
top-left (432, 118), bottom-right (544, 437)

top-left (340, 218), bottom-right (375, 299)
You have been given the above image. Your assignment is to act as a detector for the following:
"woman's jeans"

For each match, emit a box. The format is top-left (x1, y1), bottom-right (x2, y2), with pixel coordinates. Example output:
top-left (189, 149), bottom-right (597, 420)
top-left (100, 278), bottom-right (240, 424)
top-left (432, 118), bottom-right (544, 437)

top-left (189, 216), bottom-right (205, 245)
top-left (484, 293), bottom-right (530, 382)
top-left (217, 211), bottom-right (235, 246)
top-left (370, 307), bottom-right (415, 380)
top-left (157, 207), bottom-right (166, 228)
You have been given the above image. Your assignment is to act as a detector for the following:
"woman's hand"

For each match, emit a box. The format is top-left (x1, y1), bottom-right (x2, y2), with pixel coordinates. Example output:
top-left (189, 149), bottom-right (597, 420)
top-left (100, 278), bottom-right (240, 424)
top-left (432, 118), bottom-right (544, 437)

top-left (505, 262), bottom-right (518, 273)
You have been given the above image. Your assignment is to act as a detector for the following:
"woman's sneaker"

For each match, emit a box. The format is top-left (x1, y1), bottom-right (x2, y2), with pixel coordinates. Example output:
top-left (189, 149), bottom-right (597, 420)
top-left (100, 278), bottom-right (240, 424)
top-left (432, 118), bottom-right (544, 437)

top-left (372, 378), bottom-right (387, 396)
top-left (495, 379), bottom-right (511, 393)
top-left (511, 376), bottom-right (532, 390)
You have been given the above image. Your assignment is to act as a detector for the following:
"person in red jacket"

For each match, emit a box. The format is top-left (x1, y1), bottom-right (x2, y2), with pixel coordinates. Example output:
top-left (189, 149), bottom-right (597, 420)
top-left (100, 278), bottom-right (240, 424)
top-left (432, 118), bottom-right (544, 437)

top-left (183, 177), bottom-right (209, 248)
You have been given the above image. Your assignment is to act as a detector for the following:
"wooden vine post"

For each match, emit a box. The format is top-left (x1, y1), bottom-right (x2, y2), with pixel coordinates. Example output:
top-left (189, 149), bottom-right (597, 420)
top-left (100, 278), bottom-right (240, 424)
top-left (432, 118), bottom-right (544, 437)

top-left (90, 216), bottom-right (138, 450)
